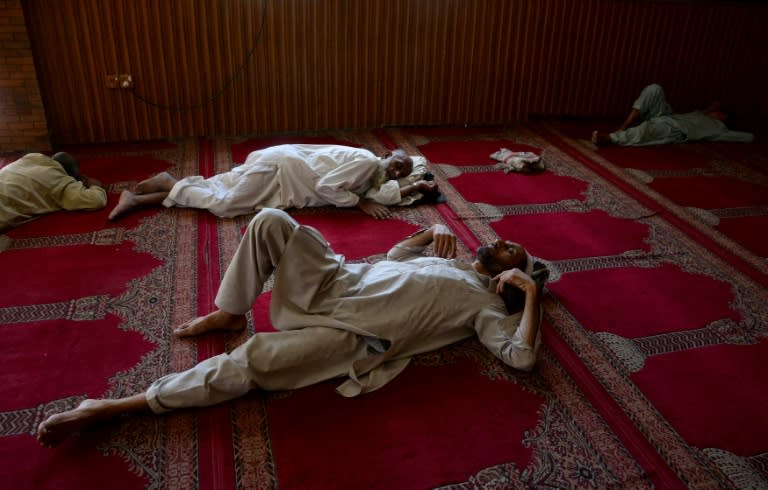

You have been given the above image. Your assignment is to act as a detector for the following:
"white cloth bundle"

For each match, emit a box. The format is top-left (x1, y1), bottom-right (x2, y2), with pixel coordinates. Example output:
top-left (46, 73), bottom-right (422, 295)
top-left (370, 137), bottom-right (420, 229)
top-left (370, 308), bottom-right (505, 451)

top-left (490, 149), bottom-right (545, 173)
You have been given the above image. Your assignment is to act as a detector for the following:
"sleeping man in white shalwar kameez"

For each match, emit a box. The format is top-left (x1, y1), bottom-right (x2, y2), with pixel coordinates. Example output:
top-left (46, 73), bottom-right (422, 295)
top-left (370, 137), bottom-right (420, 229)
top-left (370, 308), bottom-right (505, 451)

top-left (108, 144), bottom-right (436, 220)
top-left (37, 208), bottom-right (546, 447)
top-left (591, 83), bottom-right (754, 147)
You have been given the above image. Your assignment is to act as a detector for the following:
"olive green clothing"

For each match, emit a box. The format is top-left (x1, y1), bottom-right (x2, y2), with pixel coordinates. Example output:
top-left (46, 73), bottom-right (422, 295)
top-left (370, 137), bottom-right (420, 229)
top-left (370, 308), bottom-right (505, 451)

top-left (0, 153), bottom-right (106, 231)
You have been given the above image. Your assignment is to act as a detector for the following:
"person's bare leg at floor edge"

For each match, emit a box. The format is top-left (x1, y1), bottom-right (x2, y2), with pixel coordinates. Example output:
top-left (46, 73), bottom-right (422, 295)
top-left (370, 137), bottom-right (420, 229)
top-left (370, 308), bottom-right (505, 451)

top-left (108, 172), bottom-right (180, 220)
top-left (591, 130), bottom-right (613, 146)
top-left (173, 310), bottom-right (247, 338)
top-left (135, 172), bottom-right (178, 194)
top-left (37, 310), bottom-right (247, 446)
top-left (37, 395), bottom-right (150, 447)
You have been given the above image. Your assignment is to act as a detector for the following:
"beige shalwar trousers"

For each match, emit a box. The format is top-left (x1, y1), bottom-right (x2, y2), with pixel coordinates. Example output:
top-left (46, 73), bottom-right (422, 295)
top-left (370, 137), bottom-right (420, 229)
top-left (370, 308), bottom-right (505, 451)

top-left (146, 209), bottom-right (368, 413)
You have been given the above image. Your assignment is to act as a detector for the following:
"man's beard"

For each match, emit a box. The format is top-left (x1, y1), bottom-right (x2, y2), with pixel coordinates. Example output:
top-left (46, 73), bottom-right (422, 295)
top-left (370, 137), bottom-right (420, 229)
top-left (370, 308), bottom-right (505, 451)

top-left (477, 244), bottom-right (528, 276)
top-left (477, 245), bottom-right (504, 276)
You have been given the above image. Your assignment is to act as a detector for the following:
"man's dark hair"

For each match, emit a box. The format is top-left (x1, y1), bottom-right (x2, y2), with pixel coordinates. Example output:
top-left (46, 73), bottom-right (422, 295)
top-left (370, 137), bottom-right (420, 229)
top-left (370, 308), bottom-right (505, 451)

top-left (52, 152), bottom-right (80, 179)
top-left (413, 172), bottom-right (445, 205)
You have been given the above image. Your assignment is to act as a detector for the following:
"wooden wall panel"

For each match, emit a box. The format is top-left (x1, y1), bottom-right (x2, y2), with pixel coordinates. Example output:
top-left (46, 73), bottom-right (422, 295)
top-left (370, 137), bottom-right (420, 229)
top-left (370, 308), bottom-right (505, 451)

top-left (20, 0), bottom-right (768, 144)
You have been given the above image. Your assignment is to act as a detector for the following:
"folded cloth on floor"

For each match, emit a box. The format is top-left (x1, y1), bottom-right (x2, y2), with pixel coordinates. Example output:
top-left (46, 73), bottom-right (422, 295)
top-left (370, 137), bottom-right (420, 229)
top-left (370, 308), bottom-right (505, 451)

top-left (490, 148), bottom-right (545, 173)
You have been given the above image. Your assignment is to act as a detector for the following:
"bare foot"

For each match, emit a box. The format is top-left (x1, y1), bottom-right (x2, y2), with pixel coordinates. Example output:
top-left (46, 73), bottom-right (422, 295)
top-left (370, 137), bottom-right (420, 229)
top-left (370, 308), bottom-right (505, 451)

top-left (108, 190), bottom-right (138, 220)
top-left (135, 172), bottom-right (177, 194)
top-left (37, 399), bottom-right (112, 447)
top-left (591, 130), bottom-right (612, 147)
top-left (174, 310), bottom-right (247, 338)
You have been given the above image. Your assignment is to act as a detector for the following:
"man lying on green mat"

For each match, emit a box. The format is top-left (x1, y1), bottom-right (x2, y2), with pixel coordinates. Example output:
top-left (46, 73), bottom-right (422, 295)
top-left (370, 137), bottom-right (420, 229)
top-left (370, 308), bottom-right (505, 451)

top-left (108, 144), bottom-right (437, 221)
top-left (591, 83), bottom-right (754, 147)
top-left (37, 208), bottom-right (547, 447)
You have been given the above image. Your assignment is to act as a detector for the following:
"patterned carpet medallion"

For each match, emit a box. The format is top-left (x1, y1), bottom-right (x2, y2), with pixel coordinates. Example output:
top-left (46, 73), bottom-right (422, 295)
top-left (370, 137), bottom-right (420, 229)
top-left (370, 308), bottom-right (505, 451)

top-left (393, 125), bottom-right (768, 488)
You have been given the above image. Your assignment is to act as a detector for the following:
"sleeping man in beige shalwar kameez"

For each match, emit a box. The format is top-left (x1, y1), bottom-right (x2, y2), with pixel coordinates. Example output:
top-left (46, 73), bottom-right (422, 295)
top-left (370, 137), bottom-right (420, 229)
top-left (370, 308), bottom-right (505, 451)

top-left (37, 208), bottom-right (546, 447)
top-left (591, 83), bottom-right (754, 147)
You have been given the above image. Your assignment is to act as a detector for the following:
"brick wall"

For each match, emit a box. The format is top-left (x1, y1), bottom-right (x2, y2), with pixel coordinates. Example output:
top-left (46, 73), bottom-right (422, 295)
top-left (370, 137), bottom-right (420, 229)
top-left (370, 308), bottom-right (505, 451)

top-left (0, 0), bottom-right (50, 153)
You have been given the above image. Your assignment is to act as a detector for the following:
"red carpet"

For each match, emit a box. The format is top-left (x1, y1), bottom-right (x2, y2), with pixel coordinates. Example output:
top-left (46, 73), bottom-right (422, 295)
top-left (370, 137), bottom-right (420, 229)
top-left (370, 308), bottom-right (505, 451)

top-left (539, 119), bottom-right (768, 278)
top-left (2, 125), bottom-right (767, 488)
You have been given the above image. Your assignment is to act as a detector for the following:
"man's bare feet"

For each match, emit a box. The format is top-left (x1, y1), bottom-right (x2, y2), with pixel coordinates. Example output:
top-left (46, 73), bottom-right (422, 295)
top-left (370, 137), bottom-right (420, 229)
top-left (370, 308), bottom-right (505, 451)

top-left (135, 172), bottom-right (178, 194)
top-left (37, 394), bottom-right (150, 447)
top-left (591, 130), bottom-right (612, 147)
top-left (37, 399), bottom-right (113, 447)
top-left (108, 190), bottom-right (138, 220)
top-left (174, 310), bottom-right (247, 338)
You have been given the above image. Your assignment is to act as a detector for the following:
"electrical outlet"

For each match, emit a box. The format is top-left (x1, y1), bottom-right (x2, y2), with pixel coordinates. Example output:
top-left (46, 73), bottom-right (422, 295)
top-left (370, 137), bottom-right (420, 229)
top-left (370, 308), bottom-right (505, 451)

top-left (118, 74), bottom-right (133, 89)
top-left (106, 74), bottom-right (134, 89)
top-left (106, 74), bottom-right (120, 89)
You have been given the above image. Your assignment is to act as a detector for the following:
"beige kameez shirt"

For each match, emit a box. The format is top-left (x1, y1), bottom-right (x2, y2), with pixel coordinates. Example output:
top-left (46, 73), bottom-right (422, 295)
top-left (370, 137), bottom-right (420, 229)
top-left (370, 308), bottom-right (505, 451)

top-left (267, 224), bottom-right (538, 396)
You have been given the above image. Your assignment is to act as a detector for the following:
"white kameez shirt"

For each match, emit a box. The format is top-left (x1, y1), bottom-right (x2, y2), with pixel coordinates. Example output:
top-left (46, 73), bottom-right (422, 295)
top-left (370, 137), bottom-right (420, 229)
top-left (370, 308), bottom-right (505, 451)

top-left (163, 144), bottom-right (386, 218)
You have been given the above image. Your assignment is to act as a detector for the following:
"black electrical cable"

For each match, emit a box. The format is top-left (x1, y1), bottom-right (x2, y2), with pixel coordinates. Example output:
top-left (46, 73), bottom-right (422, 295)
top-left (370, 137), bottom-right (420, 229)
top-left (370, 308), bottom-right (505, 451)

top-left (128, 0), bottom-right (268, 112)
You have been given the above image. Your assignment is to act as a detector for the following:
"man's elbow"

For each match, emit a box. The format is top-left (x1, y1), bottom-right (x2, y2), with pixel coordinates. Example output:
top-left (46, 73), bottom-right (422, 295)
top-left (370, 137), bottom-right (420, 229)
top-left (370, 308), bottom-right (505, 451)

top-left (504, 347), bottom-right (537, 372)
top-left (510, 357), bottom-right (536, 372)
top-left (95, 193), bottom-right (108, 208)
top-left (89, 188), bottom-right (108, 208)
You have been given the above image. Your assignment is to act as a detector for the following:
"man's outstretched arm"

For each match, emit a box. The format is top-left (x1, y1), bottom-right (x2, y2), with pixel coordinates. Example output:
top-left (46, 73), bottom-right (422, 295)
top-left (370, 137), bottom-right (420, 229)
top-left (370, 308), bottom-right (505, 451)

top-left (392, 224), bottom-right (457, 258)
top-left (356, 198), bottom-right (393, 219)
top-left (357, 182), bottom-right (438, 219)
top-left (398, 179), bottom-right (437, 199)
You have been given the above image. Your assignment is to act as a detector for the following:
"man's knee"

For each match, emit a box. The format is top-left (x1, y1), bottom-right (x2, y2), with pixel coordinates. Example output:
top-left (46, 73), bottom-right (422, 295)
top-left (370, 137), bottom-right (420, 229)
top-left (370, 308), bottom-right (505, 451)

top-left (243, 208), bottom-right (298, 245)
top-left (249, 208), bottom-right (295, 231)
top-left (254, 207), bottom-right (291, 224)
top-left (641, 83), bottom-right (665, 98)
